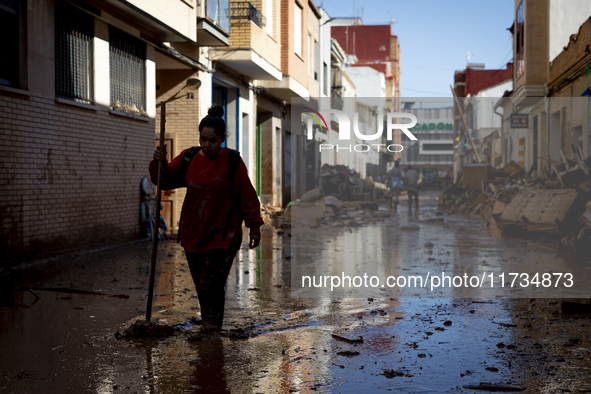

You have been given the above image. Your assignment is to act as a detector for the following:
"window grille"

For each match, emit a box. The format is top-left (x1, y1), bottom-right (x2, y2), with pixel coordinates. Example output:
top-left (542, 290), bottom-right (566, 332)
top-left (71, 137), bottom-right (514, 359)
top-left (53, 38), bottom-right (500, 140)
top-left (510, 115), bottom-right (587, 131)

top-left (109, 26), bottom-right (146, 113)
top-left (229, 2), bottom-right (266, 28)
top-left (55, 1), bottom-right (93, 103)
top-left (0, 0), bottom-right (20, 87)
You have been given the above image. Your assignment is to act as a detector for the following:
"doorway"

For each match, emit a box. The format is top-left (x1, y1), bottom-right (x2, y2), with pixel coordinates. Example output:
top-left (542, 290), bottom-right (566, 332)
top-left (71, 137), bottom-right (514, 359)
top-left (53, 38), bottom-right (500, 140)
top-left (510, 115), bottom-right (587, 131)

top-left (283, 131), bottom-right (292, 206)
top-left (212, 79), bottom-right (239, 151)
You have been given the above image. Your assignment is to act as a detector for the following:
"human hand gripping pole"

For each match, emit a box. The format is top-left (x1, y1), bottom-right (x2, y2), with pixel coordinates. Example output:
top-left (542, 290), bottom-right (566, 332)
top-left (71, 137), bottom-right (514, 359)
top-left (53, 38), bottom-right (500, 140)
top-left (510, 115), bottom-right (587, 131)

top-left (145, 78), bottom-right (200, 323)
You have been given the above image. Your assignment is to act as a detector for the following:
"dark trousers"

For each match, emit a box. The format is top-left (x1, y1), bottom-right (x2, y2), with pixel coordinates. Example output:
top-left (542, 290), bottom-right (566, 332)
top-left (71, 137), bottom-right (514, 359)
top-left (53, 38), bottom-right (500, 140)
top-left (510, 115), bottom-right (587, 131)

top-left (185, 233), bottom-right (242, 328)
top-left (407, 189), bottom-right (419, 208)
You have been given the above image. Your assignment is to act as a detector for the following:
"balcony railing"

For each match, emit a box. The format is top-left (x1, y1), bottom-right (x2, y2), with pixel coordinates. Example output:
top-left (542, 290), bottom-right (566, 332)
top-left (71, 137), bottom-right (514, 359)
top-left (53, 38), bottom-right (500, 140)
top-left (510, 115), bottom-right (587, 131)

top-left (229, 2), bottom-right (266, 28)
top-left (206, 0), bottom-right (230, 33)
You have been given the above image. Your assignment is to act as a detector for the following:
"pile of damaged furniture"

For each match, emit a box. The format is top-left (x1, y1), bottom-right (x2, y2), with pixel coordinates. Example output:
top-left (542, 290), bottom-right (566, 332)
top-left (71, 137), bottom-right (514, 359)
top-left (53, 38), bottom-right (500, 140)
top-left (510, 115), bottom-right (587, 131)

top-left (262, 164), bottom-right (389, 229)
top-left (440, 148), bottom-right (591, 264)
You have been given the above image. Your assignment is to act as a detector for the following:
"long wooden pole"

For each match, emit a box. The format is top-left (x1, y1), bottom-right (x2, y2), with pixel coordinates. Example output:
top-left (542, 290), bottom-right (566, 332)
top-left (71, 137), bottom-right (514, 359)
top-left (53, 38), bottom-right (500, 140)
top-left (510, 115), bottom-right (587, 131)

top-left (146, 101), bottom-right (166, 321)
top-left (450, 85), bottom-right (482, 163)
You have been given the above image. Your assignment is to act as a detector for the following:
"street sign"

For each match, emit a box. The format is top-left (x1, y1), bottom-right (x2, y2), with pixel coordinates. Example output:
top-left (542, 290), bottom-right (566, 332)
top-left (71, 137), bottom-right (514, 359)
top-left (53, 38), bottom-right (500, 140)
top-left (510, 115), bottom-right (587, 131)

top-left (511, 114), bottom-right (528, 128)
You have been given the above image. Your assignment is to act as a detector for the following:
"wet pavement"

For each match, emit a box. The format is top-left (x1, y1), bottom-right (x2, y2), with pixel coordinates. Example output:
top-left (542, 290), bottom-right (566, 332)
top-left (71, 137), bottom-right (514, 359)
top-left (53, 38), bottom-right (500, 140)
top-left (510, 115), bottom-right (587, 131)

top-left (1, 191), bottom-right (591, 393)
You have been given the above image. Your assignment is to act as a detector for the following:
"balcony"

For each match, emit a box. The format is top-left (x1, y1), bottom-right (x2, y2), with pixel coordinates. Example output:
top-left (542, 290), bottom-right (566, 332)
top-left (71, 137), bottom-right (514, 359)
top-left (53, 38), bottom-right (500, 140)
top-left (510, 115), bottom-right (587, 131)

top-left (229, 2), bottom-right (266, 28)
top-left (197, 0), bottom-right (230, 46)
top-left (210, 0), bottom-right (280, 81)
top-left (258, 76), bottom-right (309, 102)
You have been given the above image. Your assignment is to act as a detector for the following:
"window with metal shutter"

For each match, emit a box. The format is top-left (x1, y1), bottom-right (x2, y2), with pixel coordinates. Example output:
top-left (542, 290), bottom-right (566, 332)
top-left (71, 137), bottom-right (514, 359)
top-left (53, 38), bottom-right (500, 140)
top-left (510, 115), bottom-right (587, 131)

top-left (55, 1), bottom-right (94, 103)
top-left (109, 26), bottom-right (146, 114)
top-left (0, 0), bottom-right (19, 87)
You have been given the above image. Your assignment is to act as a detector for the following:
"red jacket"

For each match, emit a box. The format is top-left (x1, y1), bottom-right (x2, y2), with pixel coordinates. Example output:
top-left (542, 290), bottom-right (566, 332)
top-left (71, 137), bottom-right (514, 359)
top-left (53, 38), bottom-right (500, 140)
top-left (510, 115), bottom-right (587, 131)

top-left (149, 147), bottom-right (263, 253)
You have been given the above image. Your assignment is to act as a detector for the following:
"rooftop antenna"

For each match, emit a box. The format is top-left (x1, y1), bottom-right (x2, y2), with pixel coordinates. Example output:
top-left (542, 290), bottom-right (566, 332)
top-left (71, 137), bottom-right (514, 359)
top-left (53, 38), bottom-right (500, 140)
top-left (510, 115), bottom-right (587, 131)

top-left (466, 51), bottom-right (472, 64)
top-left (388, 10), bottom-right (395, 29)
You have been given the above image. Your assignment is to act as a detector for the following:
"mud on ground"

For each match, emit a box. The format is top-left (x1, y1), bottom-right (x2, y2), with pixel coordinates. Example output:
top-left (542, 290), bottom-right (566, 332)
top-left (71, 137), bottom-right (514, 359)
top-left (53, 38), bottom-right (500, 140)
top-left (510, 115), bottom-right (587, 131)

top-left (1, 191), bottom-right (590, 393)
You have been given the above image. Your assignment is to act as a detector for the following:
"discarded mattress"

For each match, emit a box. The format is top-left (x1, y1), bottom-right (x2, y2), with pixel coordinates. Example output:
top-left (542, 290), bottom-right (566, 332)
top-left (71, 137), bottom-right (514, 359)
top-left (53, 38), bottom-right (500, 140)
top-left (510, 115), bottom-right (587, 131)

top-left (496, 188), bottom-right (584, 233)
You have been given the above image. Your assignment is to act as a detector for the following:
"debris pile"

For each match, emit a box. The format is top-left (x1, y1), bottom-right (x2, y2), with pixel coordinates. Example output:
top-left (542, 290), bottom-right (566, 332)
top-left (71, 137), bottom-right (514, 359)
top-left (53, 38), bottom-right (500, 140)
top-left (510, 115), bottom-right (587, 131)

top-left (269, 193), bottom-right (388, 228)
top-left (320, 164), bottom-right (384, 202)
top-left (440, 153), bottom-right (591, 263)
top-left (440, 161), bottom-right (528, 216)
top-left (262, 164), bottom-right (389, 229)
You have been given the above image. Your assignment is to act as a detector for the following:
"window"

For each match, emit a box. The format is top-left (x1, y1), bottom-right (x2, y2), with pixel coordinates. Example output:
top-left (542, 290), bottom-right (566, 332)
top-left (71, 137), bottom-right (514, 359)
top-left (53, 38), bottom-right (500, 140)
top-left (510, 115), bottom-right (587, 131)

top-left (314, 39), bottom-right (319, 80)
top-left (323, 62), bottom-right (328, 95)
top-left (419, 141), bottom-right (454, 155)
top-left (265, 0), bottom-right (273, 37)
top-left (109, 26), bottom-right (146, 113)
top-left (0, 0), bottom-right (20, 87)
top-left (294, 3), bottom-right (302, 56)
top-left (515, 0), bottom-right (524, 78)
top-left (207, 0), bottom-right (230, 32)
top-left (55, 1), bottom-right (94, 103)
top-left (307, 34), bottom-right (312, 75)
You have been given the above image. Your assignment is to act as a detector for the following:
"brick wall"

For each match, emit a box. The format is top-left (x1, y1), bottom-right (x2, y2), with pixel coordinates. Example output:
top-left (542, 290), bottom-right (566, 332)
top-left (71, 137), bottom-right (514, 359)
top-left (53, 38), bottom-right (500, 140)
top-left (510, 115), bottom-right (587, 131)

top-left (549, 17), bottom-right (591, 84)
top-left (280, 0), bottom-right (308, 87)
top-left (0, 92), bottom-right (154, 266)
top-left (515, 0), bottom-right (549, 89)
top-left (280, 0), bottom-right (292, 75)
top-left (227, 7), bottom-right (281, 72)
top-left (390, 36), bottom-right (400, 96)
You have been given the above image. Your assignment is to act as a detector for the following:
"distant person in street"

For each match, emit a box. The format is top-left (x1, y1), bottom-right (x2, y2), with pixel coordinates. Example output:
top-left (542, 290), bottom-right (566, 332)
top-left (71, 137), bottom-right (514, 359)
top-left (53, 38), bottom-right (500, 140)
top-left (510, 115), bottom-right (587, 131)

top-left (404, 165), bottom-right (420, 210)
top-left (386, 161), bottom-right (403, 211)
top-left (445, 166), bottom-right (454, 185)
top-left (150, 105), bottom-right (263, 337)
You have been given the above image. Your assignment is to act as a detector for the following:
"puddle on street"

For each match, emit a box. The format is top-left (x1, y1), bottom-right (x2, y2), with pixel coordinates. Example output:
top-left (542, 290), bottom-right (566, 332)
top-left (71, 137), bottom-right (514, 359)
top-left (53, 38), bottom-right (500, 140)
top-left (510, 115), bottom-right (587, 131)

top-left (1, 191), bottom-right (590, 393)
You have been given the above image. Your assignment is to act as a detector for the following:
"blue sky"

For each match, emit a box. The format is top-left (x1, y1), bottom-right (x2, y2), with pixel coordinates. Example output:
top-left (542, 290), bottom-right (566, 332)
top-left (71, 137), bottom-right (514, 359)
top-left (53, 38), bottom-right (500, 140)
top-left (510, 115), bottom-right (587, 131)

top-left (320, 0), bottom-right (515, 97)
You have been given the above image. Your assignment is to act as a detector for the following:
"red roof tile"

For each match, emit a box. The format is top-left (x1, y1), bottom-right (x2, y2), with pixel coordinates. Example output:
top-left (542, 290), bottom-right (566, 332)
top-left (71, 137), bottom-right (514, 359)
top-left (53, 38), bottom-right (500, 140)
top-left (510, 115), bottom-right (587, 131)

top-left (465, 63), bottom-right (513, 96)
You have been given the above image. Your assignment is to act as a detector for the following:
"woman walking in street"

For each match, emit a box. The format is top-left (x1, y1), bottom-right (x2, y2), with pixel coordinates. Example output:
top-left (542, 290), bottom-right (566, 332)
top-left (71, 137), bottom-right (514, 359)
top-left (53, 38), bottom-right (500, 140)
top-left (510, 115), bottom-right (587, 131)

top-left (150, 105), bottom-right (263, 335)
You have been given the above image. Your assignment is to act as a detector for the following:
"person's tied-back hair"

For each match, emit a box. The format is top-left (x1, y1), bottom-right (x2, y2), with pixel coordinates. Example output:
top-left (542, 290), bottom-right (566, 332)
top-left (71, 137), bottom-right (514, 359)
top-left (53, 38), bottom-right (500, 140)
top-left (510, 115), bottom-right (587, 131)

top-left (199, 105), bottom-right (226, 140)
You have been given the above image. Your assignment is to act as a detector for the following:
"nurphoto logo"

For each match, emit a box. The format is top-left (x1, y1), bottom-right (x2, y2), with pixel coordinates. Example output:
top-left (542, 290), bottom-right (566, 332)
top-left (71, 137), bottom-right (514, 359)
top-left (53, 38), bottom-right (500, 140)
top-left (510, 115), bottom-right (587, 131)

top-left (304, 108), bottom-right (419, 153)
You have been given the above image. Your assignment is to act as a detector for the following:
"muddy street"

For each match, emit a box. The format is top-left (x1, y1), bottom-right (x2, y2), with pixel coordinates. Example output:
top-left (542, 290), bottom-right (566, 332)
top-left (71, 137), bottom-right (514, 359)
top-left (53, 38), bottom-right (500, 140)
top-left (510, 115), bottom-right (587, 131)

top-left (1, 191), bottom-right (591, 393)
